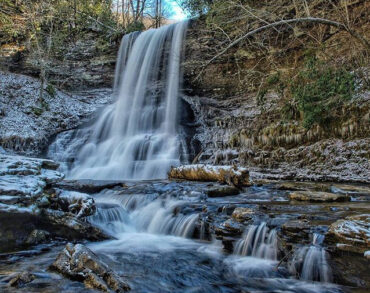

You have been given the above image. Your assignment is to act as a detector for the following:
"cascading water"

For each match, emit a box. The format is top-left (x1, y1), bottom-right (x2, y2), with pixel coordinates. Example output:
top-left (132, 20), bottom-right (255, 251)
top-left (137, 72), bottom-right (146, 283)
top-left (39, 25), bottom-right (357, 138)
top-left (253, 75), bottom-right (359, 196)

top-left (289, 233), bottom-right (333, 282)
top-left (68, 21), bottom-right (188, 180)
top-left (234, 222), bottom-right (278, 260)
top-left (88, 190), bottom-right (199, 239)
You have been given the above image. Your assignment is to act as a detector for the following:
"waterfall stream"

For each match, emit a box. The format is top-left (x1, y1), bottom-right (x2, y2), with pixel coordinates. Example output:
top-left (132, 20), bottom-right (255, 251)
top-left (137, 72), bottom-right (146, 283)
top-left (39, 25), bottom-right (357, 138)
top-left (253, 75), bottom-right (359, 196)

top-left (67, 21), bottom-right (188, 180)
top-left (43, 22), bottom-right (343, 292)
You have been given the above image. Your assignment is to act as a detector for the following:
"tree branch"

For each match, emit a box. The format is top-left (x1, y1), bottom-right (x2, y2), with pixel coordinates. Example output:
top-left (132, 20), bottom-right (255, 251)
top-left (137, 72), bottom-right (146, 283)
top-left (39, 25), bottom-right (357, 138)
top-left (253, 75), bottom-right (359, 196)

top-left (194, 17), bottom-right (369, 82)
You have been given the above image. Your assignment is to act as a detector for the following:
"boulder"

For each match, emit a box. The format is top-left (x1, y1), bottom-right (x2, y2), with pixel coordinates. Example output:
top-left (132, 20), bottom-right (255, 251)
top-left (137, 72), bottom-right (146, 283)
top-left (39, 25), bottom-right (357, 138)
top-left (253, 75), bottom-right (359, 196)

top-left (327, 214), bottom-right (370, 254)
top-left (41, 209), bottom-right (110, 241)
top-left (231, 207), bottom-right (254, 222)
top-left (169, 164), bottom-right (249, 187)
top-left (25, 229), bottom-right (50, 245)
top-left (282, 219), bottom-right (311, 244)
top-left (8, 272), bottom-right (35, 288)
top-left (215, 219), bottom-right (243, 237)
top-left (206, 186), bottom-right (240, 197)
top-left (289, 191), bottom-right (350, 202)
top-left (50, 243), bottom-right (130, 292)
top-left (277, 182), bottom-right (330, 192)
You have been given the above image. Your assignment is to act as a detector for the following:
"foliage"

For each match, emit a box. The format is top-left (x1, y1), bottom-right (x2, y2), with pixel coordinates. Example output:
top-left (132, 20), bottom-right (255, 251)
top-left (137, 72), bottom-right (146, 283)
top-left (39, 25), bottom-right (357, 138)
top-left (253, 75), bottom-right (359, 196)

top-left (290, 56), bottom-right (355, 129)
top-left (45, 84), bottom-right (56, 97)
top-left (126, 21), bottom-right (145, 33)
top-left (179, 0), bottom-right (212, 16)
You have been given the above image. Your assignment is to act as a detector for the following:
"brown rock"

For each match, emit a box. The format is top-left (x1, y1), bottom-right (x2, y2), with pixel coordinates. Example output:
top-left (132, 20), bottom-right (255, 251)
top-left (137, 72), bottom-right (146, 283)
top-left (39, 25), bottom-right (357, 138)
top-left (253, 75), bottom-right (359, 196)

top-left (8, 272), bottom-right (35, 288)
top-left (328, 214), bottom-right (370, 254)
top-left (289, 191), bottom-right (350, 202)
top-left (231, 207), bottom-right (254, 222)
top-left (50, 243), bottom-right (130, 292)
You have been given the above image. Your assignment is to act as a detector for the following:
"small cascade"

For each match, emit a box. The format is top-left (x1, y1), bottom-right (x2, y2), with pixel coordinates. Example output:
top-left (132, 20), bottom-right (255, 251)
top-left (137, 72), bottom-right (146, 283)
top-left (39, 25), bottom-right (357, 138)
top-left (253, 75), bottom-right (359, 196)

top-left (234, 222), bottom-right (278, 260)
top-left (289, 233), bottom-right (332, 283)
top-left (89, 194), bottom-right (198, 239)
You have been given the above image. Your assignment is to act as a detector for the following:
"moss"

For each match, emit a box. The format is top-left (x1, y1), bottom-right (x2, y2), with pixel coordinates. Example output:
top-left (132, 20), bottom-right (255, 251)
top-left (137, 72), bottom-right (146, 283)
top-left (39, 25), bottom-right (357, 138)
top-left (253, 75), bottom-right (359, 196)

top-left (31, 107), bottom-right (43, 116)
top-left (290, 57), bottom-right (355, 129)
top-left (45, 84), bottom-right (56, 98)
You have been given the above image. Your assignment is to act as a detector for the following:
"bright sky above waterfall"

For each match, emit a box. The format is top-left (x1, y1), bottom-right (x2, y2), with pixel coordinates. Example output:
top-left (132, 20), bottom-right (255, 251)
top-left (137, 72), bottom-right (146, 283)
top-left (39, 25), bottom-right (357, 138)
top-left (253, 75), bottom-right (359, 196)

top-left (169, 0), bottom-right (187, 20)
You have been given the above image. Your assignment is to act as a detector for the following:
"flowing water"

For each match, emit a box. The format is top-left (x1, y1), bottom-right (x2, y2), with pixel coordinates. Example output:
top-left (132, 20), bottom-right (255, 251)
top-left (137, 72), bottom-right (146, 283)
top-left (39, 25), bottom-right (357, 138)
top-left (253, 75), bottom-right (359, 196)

top-left (39, 22), bottom-right (350, 293)
top-left (66, 21), bottom-right (188, 180)
top-left (234, 222), bottom-right (278, 260)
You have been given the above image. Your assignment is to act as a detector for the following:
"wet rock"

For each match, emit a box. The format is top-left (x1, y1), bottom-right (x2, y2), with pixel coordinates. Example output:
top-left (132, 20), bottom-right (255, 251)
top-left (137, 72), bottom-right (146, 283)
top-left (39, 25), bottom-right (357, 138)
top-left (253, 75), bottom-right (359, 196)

top-left (8, 272), bottom-right (35, 288)
top-left (327, 214), bottom-right (370, 254)
top-left (50, 243), bottom-right (130, 292)
top-left (218, 204), bottom-right (237, 215)
top-left (0, 154), bottom-right (63, 198)
top-left (282, 219), bottom-right (311, 243)
top-left (55, 179), bottom-right (128, 194)
top-left (68, 198), bottom-right (96, 218)
top-left (41, 209), bottom-right (110, 241)
top-left (289, 191), bottom-right (350, 202)
top-left (215, 219), bottom-right (243, 237)
top-left (25, 229), bottom-right (50, 245)
top-left (277, 182), bottom-right (330, 192)
top-left (331, 184), bottom-right (370, 196)
top-left (206, 186), bottom-right (240, 197)
top-left (169, 164), bottom-right (249, 187)
top-left (231, 207), bottom-right (254, 222)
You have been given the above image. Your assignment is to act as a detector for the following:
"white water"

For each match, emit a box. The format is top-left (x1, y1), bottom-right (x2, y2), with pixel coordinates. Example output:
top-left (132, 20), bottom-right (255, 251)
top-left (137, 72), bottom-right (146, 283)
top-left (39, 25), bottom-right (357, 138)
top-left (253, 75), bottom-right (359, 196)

top-left (289, 233), bottom-right (332, 282)
top-left (88, 192), bottom-right (199, 239)
top-left (69, 21), bottom-right (188, 180)
top-left (234, 222), bottom-right (278, 260)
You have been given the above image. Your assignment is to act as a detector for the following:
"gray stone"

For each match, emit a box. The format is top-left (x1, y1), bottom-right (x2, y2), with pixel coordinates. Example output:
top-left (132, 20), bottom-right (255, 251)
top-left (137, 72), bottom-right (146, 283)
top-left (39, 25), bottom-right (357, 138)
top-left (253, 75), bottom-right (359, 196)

top-left (50, 243), bottom-right (130, 292)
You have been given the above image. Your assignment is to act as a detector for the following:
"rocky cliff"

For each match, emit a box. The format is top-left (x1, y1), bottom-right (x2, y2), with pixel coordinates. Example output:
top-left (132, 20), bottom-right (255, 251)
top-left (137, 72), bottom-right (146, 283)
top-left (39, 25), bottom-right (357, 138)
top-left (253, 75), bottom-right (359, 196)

top-left (182, 2), bottom-right (370, 183)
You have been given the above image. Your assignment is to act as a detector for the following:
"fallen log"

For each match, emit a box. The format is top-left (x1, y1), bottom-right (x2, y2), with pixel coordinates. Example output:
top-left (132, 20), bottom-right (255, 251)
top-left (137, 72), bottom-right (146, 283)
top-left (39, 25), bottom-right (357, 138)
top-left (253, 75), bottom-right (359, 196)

top-left (168, 164), bottom-right (249, 187)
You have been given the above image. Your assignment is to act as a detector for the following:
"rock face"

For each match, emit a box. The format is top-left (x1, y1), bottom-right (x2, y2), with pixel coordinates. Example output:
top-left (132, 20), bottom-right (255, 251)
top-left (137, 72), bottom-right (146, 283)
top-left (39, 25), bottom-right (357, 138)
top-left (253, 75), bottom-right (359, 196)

top-left (50, 243), bottom-right (130, 292)
top-left (289, 191), bottom-right (350, 202)
top-left (0, 71), bottom-right (113, 155)
top-left (327, 214), bottom-right (370, 254)
top-left (0, 154), bottom-right (109, 251)
top-left (169, 164), bottom-right (249, 187)
top-left (182, 18), bottom-right (370, 183)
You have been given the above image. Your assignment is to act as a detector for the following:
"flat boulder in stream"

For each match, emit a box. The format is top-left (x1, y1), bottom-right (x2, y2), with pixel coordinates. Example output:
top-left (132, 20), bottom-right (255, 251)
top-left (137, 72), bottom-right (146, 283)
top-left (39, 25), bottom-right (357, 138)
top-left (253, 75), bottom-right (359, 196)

top-left (327, 214), bottom-right (370, 254)
top-left (289, 191), bottom-right (350, 202)
top-left (50, 243), bottom-right (130, 292)
top-left (169, 164), bottom-right (249, 187)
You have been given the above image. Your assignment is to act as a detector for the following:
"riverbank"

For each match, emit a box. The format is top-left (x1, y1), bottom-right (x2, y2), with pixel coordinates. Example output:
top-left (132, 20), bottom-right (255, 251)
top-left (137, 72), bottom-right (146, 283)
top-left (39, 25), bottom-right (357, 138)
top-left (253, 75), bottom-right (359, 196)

top-left (0, 153), bottom-right (369, 292)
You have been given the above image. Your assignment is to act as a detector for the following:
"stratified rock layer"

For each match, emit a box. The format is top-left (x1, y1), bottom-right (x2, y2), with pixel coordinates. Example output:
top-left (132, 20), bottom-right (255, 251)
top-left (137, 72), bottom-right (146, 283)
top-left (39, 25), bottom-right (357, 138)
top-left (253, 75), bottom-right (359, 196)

top-left (289, 191), bottom-right (350, 202)
top-left (328, 214), bottom-right (370, 254)
top-left (50, 243), bottom-right (130, 292)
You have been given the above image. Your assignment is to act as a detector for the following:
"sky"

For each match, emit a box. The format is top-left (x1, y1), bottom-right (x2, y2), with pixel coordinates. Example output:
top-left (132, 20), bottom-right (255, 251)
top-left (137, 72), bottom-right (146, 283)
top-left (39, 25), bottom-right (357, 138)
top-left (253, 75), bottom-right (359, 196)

top-left (168, 0), bottom-right (188, 20)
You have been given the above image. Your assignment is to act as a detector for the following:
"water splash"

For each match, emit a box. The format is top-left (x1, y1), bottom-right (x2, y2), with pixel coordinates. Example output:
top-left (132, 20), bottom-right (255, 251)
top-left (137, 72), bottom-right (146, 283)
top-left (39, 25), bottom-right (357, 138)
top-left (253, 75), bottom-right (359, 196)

top-left (88, 193), bottom-right (198, 239)
top-left (234, 222), bottom-right (278, 260)
top-left (69, 21), bottom-right (188, 180)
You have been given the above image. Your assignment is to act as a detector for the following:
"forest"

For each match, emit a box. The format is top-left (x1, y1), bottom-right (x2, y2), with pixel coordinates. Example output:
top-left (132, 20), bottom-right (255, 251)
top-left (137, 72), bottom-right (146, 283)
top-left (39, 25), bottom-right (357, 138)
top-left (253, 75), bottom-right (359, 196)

top-left (0, 0), bottom-right (369, 292)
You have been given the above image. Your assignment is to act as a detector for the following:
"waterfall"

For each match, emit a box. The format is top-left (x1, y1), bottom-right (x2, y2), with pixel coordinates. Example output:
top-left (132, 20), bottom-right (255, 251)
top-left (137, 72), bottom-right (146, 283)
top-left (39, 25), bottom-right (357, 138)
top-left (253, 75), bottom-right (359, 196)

top-left (288, 233), bottom-right (332, 282)
top-left (68, 21), bottom-right (188, 180)
top-left (88, 193), bottom-right (198, 239)
top-left (234, 222), bottom-right (278, 260)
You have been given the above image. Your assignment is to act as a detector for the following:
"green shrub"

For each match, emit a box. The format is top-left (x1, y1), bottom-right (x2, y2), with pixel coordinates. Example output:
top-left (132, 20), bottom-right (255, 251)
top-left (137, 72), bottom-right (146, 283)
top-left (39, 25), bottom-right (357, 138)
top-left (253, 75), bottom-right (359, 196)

top-left (126, 21), bottom-right (145, 33)
top-left (290, 57), bottom-right (355, 129)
